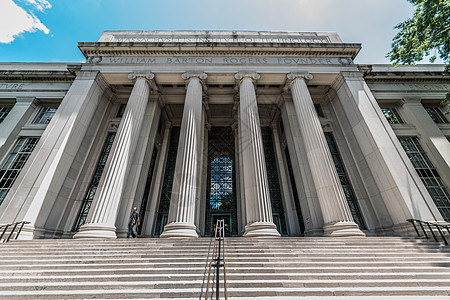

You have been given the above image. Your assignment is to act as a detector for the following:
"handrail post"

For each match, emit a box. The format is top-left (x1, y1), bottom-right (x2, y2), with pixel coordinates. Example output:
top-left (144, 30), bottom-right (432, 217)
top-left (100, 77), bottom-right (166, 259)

top-left (435, 224), bottom-right (448, 245)
top-left (417, 220), bottom-right (429, 239)
top-left (216, 221), bottom-right (221, 300)
top-left (205, 219), bottom-right (227, 300)
top-left (425, 222), bottom-right (438, 242)
top-left (407, 219), bottom-right (420, 237)
top-left (0, 224), bottom-right (10, 242)
top-left (15, 222), bottom-right (28, 240)
top-left (6, 222), bottom-right (19, 243)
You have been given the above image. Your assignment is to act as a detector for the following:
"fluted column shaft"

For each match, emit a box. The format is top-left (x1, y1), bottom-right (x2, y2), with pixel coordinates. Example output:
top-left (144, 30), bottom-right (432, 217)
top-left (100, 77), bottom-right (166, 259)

top-left (236, 73), bottom-right (280, 237)
top-left (288, 73), bottom-right (364, 236)
top-left (160, 73), bottom-right (206, 238)
top-left (74, 73), bottom-right (153, 239)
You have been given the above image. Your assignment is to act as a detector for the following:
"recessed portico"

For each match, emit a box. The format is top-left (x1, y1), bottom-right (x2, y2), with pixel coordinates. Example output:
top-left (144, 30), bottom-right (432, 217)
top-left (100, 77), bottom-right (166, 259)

top-left (0, 31), bottom-right (448, 240)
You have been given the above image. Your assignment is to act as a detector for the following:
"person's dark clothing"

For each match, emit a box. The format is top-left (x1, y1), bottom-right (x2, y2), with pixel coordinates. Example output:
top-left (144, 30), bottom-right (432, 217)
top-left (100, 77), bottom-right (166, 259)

top-left (126, 211), bottom-right (139, 238)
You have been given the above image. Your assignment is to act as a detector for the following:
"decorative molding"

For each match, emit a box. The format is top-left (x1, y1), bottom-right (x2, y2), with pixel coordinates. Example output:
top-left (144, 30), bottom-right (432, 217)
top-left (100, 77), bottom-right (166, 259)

top-left (181, 72), bottom-right (208, 91)
top-left (284, 72), bottom-right (313, 91)
top-left (128, 72), bottom-right (158, 93)
top-left (79, 49), bottom-right (360, 59)
top-left (128, 72), bottom-right (155, 81)
top-left (0, 70), bottom-right (74, 82)
top-left (234, 72), bottom-right (260, 90)
top-left (107, 121), bottom-right (120, 132)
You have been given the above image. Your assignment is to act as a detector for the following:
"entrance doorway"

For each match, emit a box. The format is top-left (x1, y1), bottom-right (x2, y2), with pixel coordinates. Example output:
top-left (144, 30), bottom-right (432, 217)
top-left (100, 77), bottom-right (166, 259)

top-left (205, 127), bottom-right (238, 236)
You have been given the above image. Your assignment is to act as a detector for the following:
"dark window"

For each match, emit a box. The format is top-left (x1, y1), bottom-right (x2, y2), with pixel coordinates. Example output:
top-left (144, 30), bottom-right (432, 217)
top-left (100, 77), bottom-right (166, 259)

top-left (205, 127), bottom-right (237, 237)
top-left (314, 104), bottom-right (325, 118)
top-left (261, 127), bottom-right (288, 235)
top-left (32, 106), bottom-right (57, 124)
top-left (116, 104), bottom-right (127, 118)
top-left (73, 133), bottom-right (116, 231)
top-left (425, 107), bottom-right (448, 124)
top-left (325, 132), bottom-right (366, 229)
top-left (0, 107), bottom-right (12, 123)
top-left (137, 146), bottom-right (158, 235)
top-left (381, 107), bottom-right (403, 124)
top-left (153, 127), bottom-right (180, 236)
top-left (0, 137), bottom-right (39, 204)
top-left (399, 137), bottom-right (450, 221)
top-left (284, 147), bottom-right (305, 233)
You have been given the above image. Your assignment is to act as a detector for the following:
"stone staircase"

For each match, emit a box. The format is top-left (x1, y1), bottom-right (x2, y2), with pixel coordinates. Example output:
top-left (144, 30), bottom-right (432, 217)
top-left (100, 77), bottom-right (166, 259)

top-left (0, 237), bottom-right (449, 299)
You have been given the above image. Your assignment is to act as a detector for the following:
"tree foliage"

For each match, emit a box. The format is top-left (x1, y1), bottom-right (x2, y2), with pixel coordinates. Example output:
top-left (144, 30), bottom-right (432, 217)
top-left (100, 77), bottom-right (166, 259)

top-left (387, 0), bottom-right (450, 104)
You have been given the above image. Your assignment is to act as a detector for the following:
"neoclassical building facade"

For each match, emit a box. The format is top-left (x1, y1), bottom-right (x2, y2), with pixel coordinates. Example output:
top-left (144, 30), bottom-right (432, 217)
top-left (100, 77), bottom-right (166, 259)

top-left (0, 31), bottom-right (449, 239)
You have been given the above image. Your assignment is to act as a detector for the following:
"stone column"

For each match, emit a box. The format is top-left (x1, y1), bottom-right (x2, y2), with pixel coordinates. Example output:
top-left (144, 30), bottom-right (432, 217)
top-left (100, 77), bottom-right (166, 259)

top-left (160, 72), bottom-right (207, 238)
top-left (401, 99), bottom-right (450, 182)
top-left (236, 72), bottom-right (280, 237)
top-left (74, 73), bottom-right (154, 239)
top-left (287, 73), bottom-right (364, 237)
top-left (0, 71), bottom-right (111, 239)
top-left (0, 97), bottom-right (39, 159)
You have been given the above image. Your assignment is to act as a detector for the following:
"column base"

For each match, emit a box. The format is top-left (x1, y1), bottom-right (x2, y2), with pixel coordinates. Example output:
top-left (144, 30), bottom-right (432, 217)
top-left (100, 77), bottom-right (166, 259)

top-left (323, 221), bottom-right (365, 237)
top-left (72, 224), bottom-right (117, 239)
top-left (243, 221), bottom-right (281, 237)
top-left (160, 222), bottom-right (198, 238)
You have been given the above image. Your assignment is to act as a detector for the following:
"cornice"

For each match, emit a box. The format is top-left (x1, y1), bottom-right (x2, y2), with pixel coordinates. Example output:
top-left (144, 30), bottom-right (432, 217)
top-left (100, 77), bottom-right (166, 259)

top-left (364, 77), bottom-right (450, 84)
top-left (78, 44), bottom-right (360, 59)
top-left (0, 70), bottom-right (74, 82)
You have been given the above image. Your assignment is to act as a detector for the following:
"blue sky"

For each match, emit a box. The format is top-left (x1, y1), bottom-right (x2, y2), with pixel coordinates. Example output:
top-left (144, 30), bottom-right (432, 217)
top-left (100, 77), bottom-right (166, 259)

top-left (0, 0), bottom-right (425, 64)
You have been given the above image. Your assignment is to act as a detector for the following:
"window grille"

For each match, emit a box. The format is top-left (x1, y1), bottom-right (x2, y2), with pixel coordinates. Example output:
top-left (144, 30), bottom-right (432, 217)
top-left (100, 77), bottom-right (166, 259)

top-left (325, 133), bottom-right (366, 229)
top-left (381, 107), bottom-right (403, 124)
top-left (284, 147), bottom-right (305, 233)
top-left (73, 133), bottom-right (116, 231)
top-left (116, 104), bottom-right (127, 118)
top-left (0, 137), bottom-right (39, 204)
top-left (399, 137), bottom-right (450, 221)
top-left (205, 127), bottom-right (237, 237)
top-left (32, 106), bottom-right (57, 124)
top-left (425, 107), bottom-right (448, 124)
top-left (154, 127), bottom-right (180, 236)
top-left (137, 146), bottom-right (158, 235)
top-left (0, 107), bottom-right (12, 123)
top-left (314, 104), bottom-right (325, 118)
top-left (261, 127), bottom-right (288, 235)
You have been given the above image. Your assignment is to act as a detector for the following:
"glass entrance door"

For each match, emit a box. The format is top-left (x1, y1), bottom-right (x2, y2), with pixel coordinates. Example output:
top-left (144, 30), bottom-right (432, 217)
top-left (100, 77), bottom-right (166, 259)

top-left (205, 127), bottom-right (238, 236)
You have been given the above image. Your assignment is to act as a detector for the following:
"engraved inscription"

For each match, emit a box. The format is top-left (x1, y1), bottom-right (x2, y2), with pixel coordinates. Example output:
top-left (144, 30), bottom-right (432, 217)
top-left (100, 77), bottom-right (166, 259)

top-left (111, 36), bottom-right (330, 44)
top-left (0, 83), bottom-right (27, 90)
top-left (102, 56), bottom-right (349, 65)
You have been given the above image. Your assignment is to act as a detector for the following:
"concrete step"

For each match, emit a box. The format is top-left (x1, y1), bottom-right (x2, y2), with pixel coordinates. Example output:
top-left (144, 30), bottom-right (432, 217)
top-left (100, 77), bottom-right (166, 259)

top-left (0, 286), bottom-right (449, 299)
top-left (0, 237), bottom-right (449, 298)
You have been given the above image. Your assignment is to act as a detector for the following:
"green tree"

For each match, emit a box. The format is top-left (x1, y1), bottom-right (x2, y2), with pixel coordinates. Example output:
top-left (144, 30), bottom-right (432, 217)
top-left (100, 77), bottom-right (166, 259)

top-left (387, 0), bottom-right (450, 104)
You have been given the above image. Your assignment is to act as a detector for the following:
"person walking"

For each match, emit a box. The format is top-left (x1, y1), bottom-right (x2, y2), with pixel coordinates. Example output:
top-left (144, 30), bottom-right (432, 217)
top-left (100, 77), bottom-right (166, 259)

top-left (126, 207), bottom-right (140, 238)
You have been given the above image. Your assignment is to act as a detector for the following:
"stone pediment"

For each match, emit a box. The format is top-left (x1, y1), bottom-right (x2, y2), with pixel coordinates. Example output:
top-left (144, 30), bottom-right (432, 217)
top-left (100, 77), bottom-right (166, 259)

top-left (78, 30), bottom-right (361, 59)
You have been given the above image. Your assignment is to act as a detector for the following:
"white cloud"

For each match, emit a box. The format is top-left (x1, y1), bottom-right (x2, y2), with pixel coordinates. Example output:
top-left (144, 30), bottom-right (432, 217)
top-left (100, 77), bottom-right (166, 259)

top-left (0, 0), bottom-right (50, 43)
top-left (23, 0), bottom-right (51, 11)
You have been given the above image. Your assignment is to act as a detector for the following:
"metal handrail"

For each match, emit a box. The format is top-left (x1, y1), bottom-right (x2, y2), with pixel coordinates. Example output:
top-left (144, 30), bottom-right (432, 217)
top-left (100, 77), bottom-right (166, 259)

top-left (205, 219), bottom-right (228, 300)
top-left (407, 219), bottom-right (449, 245)
top-left (0, 221), bottom-right (30, 243)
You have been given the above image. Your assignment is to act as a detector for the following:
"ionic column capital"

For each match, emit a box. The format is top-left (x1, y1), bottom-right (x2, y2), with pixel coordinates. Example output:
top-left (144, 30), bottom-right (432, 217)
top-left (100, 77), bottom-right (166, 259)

top-left (128, 72), bottom-right (155, 82)
top-left (234, 72), bottom-right (260, 85)
top-left (182, 72), bottom-right (208, 91)
top-left (284, 73), bottom-right (313, 91)
top-left (129, 72), bottom-right (159, 92)
top-left (181, 72), bottom-right (207, 80)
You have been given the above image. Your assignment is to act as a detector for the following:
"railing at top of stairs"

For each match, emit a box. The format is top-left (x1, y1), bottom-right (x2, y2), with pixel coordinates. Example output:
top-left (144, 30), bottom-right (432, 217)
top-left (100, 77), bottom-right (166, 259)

top-left (407, 219), bottom-right (450, 245)
top-left (205, 219), bottom-right (228, 300)
top-left (0, 221), bottom-right (30, 243)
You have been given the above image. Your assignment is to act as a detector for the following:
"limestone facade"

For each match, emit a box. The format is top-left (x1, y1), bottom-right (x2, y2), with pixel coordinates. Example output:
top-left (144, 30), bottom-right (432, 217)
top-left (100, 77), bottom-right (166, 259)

top-left (0, 31), bottom-right (449, 239)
